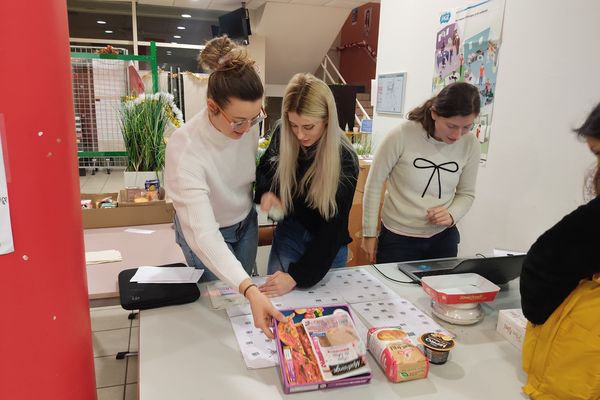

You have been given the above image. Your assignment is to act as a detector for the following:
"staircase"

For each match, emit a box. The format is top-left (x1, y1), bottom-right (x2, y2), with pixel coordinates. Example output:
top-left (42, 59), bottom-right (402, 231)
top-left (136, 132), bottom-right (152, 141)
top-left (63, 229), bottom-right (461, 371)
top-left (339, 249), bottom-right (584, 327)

top-left (355, 92), bottom-right (373, 126)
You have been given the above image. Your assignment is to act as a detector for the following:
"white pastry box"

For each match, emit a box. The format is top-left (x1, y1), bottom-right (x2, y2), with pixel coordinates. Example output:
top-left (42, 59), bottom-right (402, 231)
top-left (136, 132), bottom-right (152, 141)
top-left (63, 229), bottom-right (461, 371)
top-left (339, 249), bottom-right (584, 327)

top-left (496, 309), bottom-right (527, 349)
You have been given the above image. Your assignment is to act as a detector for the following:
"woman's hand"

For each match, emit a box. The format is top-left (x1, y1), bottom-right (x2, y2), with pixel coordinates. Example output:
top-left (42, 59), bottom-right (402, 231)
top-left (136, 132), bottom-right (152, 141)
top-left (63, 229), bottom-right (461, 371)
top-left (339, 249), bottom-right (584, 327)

top-left (260, 192), bottom-right (283, 213)
top-left (361, 236), bottom-right (377, 263)
top-left (426, 207), bottom-right (454, 226)
top-left (240, 280), bottom-right (287, 339)
top-left (259, 271), bottom-right (297, 297)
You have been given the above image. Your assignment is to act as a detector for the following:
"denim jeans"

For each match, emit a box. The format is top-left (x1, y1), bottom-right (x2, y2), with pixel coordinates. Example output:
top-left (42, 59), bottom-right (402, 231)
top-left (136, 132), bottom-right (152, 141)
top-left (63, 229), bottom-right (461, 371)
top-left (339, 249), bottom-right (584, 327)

top-left (376, 224), bottom-right (460, 264)
top-left (267, 217), bottom-right (347, 274)
top-left (174, 207), bottom-right (258, 282)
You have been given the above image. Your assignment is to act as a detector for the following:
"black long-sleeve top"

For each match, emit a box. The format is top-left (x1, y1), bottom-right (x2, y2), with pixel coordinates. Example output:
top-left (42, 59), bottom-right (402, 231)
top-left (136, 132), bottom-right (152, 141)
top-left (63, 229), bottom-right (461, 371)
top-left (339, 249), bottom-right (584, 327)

top-left (520, 196), bottom-right (600, 325)
top-left (254, 127), bottom-right (359, 288)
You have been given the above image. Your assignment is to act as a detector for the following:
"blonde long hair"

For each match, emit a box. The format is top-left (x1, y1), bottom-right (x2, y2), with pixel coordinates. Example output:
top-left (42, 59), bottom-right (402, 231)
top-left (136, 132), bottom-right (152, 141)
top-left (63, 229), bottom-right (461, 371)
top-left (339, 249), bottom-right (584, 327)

top-left (275, 73), bottom-right (354, 220)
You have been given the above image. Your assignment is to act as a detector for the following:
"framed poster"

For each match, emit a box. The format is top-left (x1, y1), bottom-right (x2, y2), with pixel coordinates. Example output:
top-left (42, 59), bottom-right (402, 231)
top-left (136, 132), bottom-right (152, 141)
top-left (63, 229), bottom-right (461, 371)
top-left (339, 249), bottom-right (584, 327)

top-left (375, 72), bottom-right (406, 115)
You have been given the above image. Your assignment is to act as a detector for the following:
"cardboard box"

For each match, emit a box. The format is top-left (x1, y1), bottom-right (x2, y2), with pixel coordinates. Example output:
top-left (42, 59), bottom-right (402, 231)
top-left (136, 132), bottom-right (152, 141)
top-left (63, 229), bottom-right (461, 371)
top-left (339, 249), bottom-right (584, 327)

top-left (421, 273), bottom-right (500, 304)
top-left (80, 191), bottom-right (174, 229)
top-left (496, 309), bottom-right (527, 349)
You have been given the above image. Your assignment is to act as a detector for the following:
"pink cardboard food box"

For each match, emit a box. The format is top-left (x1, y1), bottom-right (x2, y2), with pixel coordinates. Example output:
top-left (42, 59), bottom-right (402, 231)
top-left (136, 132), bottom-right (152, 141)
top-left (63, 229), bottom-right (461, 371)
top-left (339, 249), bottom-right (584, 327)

top-left (273, 305), bottom-right (371, 394)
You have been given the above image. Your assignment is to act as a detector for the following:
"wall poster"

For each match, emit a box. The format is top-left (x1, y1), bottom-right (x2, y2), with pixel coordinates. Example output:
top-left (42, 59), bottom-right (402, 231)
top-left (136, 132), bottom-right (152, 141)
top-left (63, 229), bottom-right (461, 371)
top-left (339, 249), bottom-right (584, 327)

top-left (376, 72), bottom-right (407, 115)
top-left (432, 0), bottom-right (506, 165)
top-left (0, 117), bottom-right (14, 255)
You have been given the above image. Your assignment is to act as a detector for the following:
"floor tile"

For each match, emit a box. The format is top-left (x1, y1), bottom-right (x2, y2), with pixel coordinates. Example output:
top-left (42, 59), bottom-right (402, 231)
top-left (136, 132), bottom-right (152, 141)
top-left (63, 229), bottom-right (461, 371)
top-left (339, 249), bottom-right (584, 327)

top-left (97, 385), bottom-right (124, 400)
top-left (92, 328), bottom-right (131, 357)
top-left (126, 356), bottom-right (138, 384)
top-left (90, 306), bottom-right (133, 332)
top-left (129, 327), bottom-right (139, 352)
top-left (125, 384), bottom-right (138, 400)
top-left (94, 356), bottom-right (127, 388)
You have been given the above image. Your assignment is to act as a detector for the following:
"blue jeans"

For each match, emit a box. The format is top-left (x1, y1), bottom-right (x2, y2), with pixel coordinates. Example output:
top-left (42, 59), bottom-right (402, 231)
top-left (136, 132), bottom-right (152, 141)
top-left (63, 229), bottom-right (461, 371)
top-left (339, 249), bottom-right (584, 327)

top-left (376, 224), bottom-right (460, 264)
top-left (174, 207), bottom-right (258, 282)
top-left (267, 217), bottom-right (347, 274)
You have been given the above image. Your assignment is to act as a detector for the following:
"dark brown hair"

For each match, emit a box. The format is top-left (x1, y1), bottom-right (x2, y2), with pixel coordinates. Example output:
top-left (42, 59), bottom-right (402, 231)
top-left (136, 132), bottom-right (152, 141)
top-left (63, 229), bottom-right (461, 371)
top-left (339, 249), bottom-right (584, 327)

top-left (574, 102), bottom-right (600, 196)
top-left (198, 35), bottom-right (263, 108)
top-left (407, 82), bottom-right (480, 137)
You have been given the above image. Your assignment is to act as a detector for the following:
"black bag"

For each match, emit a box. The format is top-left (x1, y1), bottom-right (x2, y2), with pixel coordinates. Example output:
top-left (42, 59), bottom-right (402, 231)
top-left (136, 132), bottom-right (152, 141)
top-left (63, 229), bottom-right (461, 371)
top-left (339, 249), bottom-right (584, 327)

top-left (118, 263), bottom-right (200, 310)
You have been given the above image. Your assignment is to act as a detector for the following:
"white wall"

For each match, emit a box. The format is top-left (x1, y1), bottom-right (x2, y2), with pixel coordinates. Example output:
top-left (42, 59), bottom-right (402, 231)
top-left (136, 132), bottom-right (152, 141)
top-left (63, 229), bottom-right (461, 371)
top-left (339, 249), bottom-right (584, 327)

top-left (375, 0), bottom-right (600, 255)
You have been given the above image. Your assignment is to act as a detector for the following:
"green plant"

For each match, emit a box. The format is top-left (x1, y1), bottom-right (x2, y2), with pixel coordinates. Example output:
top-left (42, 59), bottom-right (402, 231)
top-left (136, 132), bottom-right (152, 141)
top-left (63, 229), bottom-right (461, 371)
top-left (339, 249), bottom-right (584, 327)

top-left (352, 132), bottom-right (372, 157)
top-left (119, 93), bottom-right (183, 172)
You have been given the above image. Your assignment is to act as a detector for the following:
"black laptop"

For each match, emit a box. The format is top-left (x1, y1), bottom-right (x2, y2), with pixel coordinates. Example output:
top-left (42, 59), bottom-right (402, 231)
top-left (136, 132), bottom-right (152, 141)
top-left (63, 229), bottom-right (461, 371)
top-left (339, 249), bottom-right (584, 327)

top-left (397, 255), bottom-right (526, 285)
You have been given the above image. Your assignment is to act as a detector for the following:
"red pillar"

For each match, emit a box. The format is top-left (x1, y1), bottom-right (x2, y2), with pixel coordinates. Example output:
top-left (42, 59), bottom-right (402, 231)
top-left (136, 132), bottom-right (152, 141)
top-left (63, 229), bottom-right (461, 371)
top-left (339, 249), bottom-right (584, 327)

top-left (0, 1), bottom-right (96, 399)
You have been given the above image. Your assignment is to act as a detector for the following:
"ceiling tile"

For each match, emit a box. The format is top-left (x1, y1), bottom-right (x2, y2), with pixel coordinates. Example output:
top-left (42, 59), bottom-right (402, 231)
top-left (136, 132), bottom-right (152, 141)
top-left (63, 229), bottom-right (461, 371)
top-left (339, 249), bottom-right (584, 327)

top-left (323, 0), bottom-right (366, 9)
top-left (289, 0), bottom-right (329, 6)
top-left (173, 0), bottom-right (214, 9)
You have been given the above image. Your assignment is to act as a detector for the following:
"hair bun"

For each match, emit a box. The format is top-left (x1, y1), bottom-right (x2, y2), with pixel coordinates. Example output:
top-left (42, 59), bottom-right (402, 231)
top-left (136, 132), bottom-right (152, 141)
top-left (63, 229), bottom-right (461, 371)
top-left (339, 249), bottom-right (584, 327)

top-left (198, 35), bottom-right (253, 72)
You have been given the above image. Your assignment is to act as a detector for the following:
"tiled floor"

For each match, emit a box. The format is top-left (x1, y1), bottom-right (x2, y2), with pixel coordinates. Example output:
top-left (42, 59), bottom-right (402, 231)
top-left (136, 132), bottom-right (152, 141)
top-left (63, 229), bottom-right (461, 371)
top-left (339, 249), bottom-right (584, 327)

top-left (90, 305), bottom-right (139, 400)
top-left (80, 169), bottom-right (125, 194)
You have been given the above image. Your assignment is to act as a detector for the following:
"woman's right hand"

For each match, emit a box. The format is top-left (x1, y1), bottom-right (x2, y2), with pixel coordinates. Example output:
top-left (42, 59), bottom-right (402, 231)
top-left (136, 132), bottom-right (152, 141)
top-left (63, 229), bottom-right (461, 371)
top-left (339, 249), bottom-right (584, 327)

top-left (243, 284), bottom-right (287, 339)
top-left (361, 236), bottom-right (377, 263)
top-left (260, 192), bottom-right (283, 213)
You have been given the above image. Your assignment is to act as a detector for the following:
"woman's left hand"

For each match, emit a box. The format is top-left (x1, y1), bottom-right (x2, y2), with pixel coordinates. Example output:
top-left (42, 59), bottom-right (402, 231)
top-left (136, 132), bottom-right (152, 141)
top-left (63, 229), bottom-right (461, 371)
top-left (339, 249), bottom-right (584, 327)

top-left (426, 207), bottom-right (454, 226)
top-left (259, 271), bottom-right (297, 297)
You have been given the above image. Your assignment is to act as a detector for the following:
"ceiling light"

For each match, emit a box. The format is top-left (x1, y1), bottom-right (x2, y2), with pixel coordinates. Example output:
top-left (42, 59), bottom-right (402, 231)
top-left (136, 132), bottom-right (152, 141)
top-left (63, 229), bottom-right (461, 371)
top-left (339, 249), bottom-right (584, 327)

top-left (105, 30), bottom-right (113, 34)
top-left (171, 42), bottom-right (178, 44)
top-left (177, 26), bottom-right (186, 30)
top-left (97, 20), bottom-right (106, 24)
top-left (181, 14), bottom-right (191, 18)
top-left (173, 35), bottom-right (181, 39)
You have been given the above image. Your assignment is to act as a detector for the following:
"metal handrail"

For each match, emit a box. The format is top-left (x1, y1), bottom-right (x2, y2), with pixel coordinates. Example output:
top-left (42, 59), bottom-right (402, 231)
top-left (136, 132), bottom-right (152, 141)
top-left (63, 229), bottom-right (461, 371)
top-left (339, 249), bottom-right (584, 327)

top-left (321, 54), bottom-right (371, 126)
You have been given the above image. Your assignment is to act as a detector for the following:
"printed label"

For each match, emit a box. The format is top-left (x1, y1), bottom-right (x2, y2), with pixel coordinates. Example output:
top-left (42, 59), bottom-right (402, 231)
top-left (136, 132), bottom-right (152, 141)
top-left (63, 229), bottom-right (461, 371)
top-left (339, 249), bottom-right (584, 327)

top-left (0, 118), bottom-right (14, 255)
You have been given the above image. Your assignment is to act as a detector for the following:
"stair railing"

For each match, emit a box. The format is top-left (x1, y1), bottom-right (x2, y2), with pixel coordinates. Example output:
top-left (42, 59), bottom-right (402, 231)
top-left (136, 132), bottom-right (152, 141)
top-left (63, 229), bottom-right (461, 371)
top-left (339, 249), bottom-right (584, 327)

top-left (321, 54), bottom-right (371, 127)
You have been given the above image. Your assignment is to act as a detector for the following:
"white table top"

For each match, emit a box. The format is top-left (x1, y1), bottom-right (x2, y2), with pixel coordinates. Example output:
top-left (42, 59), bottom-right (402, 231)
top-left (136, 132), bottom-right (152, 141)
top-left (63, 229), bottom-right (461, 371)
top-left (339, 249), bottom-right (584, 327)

top-left (138, 263), bottom-right (528, 399)
top-left (85, 223), bottom-right (185, 299)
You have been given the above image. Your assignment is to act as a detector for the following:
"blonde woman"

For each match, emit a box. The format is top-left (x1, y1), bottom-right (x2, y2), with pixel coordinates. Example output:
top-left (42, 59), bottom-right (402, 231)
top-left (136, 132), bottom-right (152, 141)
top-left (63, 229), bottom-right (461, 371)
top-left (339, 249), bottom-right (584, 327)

top-left (165, 36), bottom-right (285, 337)
top-left (255, 73), bottom-right (359, 297)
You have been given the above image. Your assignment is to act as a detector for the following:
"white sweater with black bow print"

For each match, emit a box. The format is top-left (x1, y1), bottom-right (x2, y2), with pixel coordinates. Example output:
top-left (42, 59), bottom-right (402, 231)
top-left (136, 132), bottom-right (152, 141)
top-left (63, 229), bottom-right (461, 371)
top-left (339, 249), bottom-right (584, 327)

top-left (362, 119), bottom-right (480, 238)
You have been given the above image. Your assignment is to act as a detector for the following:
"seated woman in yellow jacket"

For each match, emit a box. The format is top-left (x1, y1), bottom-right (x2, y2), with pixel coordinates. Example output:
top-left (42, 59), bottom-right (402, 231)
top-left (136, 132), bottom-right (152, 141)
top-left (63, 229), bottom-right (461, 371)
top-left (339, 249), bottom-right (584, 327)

top-left (520, 102), bottom-right (600, 400)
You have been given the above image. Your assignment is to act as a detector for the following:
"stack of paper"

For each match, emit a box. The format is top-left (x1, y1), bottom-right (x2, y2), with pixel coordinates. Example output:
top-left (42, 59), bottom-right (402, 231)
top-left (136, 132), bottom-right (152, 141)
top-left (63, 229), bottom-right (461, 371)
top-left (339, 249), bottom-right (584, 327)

top-left (130, 266), bottom-right (204, 284)
top-left (85, 249), bottom-right (123, 265)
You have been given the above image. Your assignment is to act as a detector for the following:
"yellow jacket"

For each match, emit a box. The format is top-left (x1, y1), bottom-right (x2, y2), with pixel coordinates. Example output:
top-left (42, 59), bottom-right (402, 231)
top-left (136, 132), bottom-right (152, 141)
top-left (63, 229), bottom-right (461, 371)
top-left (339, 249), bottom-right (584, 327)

top-left (522, 274), bottom-right (600, 399)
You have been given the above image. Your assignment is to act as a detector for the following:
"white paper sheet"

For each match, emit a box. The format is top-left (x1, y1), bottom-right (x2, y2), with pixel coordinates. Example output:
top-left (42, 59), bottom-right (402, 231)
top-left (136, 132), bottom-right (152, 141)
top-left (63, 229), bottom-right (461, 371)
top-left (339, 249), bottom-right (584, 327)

top-left (124, 228), bottom-right (155, 235)
top-left (325, 268), bottom-right (399, 303)
top-left (130, 266), bottom-right (203, 283)
top-left (493, 248), bottom-right (526, 257)
top-left (229, 314), bottom-right (279, 369)
top-left (85, 249), bottom-right (123, 265)
top-left (352, 297), bottom-right (451, 341)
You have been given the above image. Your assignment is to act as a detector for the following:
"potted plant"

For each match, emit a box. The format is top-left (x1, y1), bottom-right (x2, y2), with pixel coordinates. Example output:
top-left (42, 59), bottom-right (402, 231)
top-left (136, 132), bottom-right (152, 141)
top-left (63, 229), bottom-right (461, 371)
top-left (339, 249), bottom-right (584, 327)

top-left (119, 92), bottom-right (183, 188)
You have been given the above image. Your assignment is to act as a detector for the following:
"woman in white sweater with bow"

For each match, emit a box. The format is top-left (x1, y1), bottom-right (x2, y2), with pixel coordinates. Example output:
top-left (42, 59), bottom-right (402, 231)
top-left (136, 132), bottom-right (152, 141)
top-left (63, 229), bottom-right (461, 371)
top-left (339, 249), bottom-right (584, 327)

top-left (362, 82), bottom-right (481, 264)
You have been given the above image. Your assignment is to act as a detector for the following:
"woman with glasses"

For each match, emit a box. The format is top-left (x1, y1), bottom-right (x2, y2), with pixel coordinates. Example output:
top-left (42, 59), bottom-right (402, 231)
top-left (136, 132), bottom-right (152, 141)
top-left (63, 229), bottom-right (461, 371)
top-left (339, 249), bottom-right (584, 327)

top-left (362, 82), bottom-right (481, 264)
top-left (165, 36), bottom-right (284, 338)
top-left (254, 73), bottom-right (359, 297)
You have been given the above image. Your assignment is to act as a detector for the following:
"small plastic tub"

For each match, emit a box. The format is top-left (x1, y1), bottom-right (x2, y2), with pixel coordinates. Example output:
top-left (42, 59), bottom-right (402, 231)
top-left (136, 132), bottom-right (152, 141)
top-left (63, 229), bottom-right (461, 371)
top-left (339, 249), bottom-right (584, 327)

top-left (418, 332), bottom-right (455, 365)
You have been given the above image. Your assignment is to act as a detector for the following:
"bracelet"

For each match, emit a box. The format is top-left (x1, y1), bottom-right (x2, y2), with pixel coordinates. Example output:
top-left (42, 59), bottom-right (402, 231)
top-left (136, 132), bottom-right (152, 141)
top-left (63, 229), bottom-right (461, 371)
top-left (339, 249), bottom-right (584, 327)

top-left (243, 284), bottom-right (257, 298)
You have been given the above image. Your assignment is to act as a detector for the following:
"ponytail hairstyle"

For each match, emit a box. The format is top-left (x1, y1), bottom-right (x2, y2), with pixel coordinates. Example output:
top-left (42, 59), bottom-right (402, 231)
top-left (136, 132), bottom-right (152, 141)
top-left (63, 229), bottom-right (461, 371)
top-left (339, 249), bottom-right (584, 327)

top-left (574, 102), bottom-right (600, 197)
top-left (276, 73), bottom-right (355, 220)
top-left (407, 82), bottom-right (480, 137)
top-left (198, 35), bottom-right (263, 108)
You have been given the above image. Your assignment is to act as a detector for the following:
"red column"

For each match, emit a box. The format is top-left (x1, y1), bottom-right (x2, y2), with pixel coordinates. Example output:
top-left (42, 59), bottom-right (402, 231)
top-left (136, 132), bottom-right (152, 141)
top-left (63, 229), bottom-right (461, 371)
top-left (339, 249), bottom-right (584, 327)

top-left (0, 2), bottom-right (96, 399)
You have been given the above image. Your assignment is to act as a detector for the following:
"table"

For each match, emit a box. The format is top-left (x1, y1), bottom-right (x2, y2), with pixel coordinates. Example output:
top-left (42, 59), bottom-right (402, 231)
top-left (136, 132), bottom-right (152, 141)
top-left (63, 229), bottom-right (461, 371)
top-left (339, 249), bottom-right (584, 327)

top-left (85, 223), bottom-right (185, 299)
top-left (85, 208), bottom-right (275, 299)
top-left (138, 263), bottom-right (528, 399)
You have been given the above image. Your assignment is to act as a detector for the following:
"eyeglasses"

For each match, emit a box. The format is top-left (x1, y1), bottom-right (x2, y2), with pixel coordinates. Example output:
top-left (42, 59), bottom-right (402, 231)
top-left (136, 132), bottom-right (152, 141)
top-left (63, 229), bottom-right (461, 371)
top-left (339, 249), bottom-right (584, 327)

top-left (217, 105), bottom-right (266, 132)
